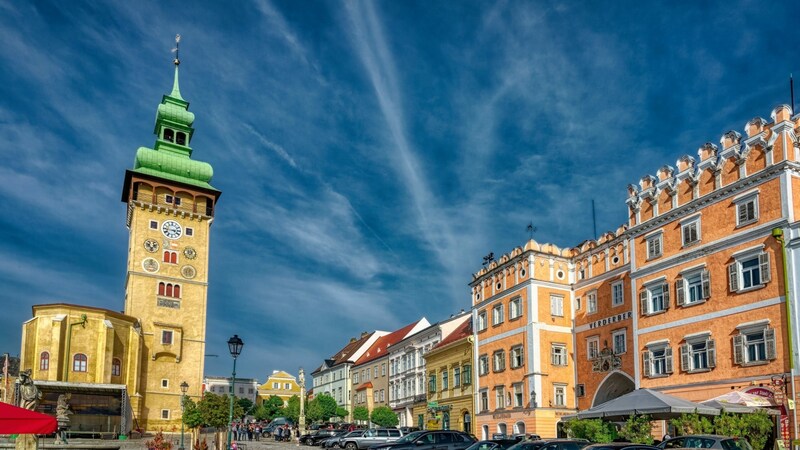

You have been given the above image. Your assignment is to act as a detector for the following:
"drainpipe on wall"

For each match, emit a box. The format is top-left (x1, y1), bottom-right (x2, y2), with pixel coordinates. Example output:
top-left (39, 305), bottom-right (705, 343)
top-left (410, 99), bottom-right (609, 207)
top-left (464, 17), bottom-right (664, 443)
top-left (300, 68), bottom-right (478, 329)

top-left (62, 314), bottom-right (87, 382)
top-left (772, 228), bottom-right (799, 449)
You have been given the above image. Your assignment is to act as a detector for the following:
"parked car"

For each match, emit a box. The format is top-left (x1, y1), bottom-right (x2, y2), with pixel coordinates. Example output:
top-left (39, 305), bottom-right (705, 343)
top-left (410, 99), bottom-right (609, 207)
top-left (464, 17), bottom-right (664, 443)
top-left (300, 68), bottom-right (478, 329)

top-left (508, 439), bottom-right (590, 450)
top-left (584, 443), bottom-right (660, 450)
top-left (658, 435), bottom-right (753, 450)
top-left (326, 430), bottom-right (367, 449)
top-left (319, 431), bottom-right (352, 448)
top-left (301, 429), bottom-right (341, 446)
top-left (399, 427), bottom-right (421, 434)
top-left (342, 428), bottom-right (403, 450)
top-left (466, 438), bottom-right (523, 450)
top-left (368, 430), bottom-right (477, 450)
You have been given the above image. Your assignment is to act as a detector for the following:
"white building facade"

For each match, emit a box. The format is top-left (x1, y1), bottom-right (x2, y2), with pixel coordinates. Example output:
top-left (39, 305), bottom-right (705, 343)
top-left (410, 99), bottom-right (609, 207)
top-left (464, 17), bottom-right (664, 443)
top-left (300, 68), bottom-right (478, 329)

top-left (203, 376), bottom-right (259, 403)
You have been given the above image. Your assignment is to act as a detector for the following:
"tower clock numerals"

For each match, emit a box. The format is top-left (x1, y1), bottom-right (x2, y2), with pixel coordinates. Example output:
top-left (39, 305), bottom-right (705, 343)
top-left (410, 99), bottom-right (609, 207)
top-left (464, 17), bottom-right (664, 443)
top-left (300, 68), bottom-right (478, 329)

top-left (161, 220), bottom-right (182, 239)
top-left (143, 239), bottom-right (159, 253)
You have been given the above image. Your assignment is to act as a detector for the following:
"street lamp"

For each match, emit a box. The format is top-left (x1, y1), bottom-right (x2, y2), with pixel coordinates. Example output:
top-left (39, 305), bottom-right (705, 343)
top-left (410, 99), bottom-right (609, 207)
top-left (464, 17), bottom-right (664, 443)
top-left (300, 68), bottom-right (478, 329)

top-left (180, 381), bottom-right (189, 450)
top-left (227, 335), bottom-right (244, 450)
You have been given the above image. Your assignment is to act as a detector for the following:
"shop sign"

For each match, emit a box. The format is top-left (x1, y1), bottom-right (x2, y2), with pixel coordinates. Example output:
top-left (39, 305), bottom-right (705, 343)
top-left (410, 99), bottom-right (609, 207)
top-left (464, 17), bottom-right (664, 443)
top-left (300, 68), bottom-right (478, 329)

top-left (588, 311), bottom-right (632, 330)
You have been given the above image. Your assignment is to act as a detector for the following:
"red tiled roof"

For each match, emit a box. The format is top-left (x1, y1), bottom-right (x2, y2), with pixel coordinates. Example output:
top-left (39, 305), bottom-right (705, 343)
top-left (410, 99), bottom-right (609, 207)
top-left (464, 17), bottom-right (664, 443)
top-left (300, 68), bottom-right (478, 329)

top-left (355, 320), bottom-right (421, 366)
top-left (431, 318), bottom-right (472, 352)
top-left (355, 382), bottom-right (373, 391)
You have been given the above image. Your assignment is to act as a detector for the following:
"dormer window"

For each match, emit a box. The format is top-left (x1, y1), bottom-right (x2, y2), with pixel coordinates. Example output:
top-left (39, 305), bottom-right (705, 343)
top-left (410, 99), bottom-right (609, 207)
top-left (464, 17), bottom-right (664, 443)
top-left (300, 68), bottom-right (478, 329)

top-left (163, 129), bottom-right (174, 142)
top-left (176, 132), bottom-right (187, 146)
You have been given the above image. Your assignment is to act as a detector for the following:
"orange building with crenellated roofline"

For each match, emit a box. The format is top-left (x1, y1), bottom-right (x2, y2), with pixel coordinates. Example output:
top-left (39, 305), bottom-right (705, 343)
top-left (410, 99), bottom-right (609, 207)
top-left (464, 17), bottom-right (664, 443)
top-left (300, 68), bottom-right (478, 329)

top-left (471, 105), bottom-right (800, 444)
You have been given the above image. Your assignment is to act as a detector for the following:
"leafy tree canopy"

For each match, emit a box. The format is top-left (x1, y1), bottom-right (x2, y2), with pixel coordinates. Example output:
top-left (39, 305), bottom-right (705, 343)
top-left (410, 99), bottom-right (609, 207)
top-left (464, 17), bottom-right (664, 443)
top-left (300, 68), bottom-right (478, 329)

top-left (353, 406), bottom-right (370, 422)
top-left (619, 414), bottom-right (653, 445)
top-left (196, 392), bottom-right (243, 429)
top-left (282, 395), bottom-right (301, 424)
top-left (370, 406), bottom-right (399, 428)
top-left (563, 419), bottom-right (617, 443)
top-left (307, 395), bottom-right (338, 422)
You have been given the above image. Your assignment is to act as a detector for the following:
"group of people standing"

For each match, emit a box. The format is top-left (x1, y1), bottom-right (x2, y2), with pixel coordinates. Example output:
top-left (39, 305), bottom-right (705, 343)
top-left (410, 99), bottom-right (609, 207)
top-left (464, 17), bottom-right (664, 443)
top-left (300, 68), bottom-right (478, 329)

top-left (230, 422), bottom-right (297, 443)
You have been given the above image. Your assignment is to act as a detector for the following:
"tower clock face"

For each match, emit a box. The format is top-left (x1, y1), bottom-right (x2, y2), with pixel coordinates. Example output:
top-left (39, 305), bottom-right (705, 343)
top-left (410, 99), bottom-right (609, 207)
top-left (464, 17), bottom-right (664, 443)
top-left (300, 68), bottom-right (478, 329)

top-left (161, 220), bottom-right (182, 239)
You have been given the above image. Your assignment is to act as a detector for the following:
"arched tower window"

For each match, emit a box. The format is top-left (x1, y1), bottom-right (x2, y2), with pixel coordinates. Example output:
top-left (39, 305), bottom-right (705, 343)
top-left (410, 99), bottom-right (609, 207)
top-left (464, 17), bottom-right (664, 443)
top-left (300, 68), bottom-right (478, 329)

top-left (173, 284), bottom-right (181, 298)
top-left (73, 353), bottom-right (88, 372)
top-left (166, 284), bottom-right (173, 297)
top-left (112, 358), bottom-right (121, 377)
top-left (163, 250), bottom-right (178, 264)
top-left (163, 129), bottom-right (174, 142)
top-left (176, 132), bottom-right (187, 146)
top-left (39, 352), bottom-right (50, 371)
top-left (158, 282), bottom-right (166, 296)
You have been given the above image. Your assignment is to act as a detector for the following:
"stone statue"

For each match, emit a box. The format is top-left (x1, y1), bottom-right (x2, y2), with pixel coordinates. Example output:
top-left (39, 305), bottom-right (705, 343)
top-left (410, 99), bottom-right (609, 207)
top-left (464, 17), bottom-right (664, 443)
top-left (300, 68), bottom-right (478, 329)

top-left (15, 369), bottom-right (41, 411)
top-left (55, 394), bottom-right (72, 445)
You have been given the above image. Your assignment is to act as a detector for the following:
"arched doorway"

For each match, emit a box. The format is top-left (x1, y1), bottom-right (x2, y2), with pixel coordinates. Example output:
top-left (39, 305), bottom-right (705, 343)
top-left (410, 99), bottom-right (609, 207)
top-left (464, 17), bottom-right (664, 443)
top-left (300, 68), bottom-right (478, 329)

top-left (592, 371), bottom-right (635, 407)
top-left (514, 421), bottom-right (526, 436)
top-left (497, 423), bottom-right (507, 438)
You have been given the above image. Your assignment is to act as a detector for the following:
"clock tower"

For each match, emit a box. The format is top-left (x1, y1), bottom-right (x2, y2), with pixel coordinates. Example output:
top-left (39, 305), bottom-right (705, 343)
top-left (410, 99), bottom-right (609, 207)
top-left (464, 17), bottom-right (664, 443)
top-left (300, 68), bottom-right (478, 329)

top-left (121, 46), bottom-right (220, 430)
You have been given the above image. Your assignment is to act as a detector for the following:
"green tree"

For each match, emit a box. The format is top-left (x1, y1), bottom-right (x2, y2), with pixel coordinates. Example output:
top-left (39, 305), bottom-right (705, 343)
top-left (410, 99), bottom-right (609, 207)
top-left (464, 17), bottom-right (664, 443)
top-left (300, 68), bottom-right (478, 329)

top-left (237, 398), bottom-right (255, 419)
top-left (619, 414), bottom-right (653, 444)
top-left (335, 407), bottom-right (349, 419)
top-left (182, 397), bottom-right (204, 430)
top-left (353, 406), bottom-right (370, 422)
top-left (370, 406), bottom-right (399, 427)
top-left (308, 394), bottom-right (338, 422)
top-left (562, 419), bottom-right (617, 443)
top-left (255, 395), bottom-right (285, 421)
top-left (713, 411), bottom-right (773, 450)
top-left (282, 395), bottom-right (301, 424)
top-left (670, 413), bottom-right (714, 436)
top-left (197, 392), bottom-right (243, 429)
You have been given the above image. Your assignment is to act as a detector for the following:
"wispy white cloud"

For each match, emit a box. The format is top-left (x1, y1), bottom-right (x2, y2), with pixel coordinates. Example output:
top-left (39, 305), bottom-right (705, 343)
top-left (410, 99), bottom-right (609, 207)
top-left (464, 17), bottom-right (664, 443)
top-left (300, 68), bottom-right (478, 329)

top-left (243, 123), bottom-right (298, 168)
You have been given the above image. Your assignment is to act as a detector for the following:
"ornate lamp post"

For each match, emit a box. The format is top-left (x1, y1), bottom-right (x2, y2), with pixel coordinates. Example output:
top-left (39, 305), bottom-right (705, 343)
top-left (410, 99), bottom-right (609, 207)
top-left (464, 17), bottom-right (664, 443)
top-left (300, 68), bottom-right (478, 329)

top-left (179, 381), bottom-right (189, 450)
top-left (227, 335), bottom-right (244, 450)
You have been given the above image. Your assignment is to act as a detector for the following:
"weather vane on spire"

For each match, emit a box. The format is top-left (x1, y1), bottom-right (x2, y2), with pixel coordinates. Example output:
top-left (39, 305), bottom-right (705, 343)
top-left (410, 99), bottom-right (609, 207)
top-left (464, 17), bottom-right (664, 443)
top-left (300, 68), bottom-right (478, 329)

top-left (172, 34), bottom-right (181, 66)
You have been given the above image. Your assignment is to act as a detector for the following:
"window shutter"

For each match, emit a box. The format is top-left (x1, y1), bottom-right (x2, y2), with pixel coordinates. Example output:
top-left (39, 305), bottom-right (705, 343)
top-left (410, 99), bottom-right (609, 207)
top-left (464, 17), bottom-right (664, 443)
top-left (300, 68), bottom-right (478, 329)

top-left (675, 279), bottom-right (685, 306)
top-left (640, 291), bottom-right (649, 315)
top-left (707, 339), bottom-right (716, 368)
top-left (759, 253), bottom-right (771, 283)
top-left (732, 335), bottom-right (744, 365)
top-left (728, 263), bottom-right (739, 292)
top-left (680, 344), bottom-right (690, 371)
top-left (662, 283), bottom-right (670, 310)
top-left (701, 269), bottom-right (711, 299)
top-left (765, 328), bottom-right (777, 360)
top-left (665, 346), bottom-right (674, 373)
top-left (642, 351), bottom-right (651, 377)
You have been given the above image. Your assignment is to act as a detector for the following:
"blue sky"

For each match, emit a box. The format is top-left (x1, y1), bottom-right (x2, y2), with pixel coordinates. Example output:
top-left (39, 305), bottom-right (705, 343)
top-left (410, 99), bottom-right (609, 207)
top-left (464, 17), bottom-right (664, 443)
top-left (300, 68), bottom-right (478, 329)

top-left (0, 1), bottom-right (797, 381)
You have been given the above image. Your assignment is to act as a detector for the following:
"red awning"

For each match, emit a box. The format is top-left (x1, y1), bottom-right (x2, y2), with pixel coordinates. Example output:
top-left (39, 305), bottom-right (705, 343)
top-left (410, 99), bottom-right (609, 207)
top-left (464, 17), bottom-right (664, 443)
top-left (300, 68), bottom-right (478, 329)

top-left (0, 402), bottom-right (57, 434)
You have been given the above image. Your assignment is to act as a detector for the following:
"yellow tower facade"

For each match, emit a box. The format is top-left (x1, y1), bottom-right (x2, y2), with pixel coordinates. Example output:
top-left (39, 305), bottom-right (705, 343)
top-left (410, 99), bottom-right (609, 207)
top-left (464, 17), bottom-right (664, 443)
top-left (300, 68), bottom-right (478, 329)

top-left (120, 57), bottom-right (220, 430)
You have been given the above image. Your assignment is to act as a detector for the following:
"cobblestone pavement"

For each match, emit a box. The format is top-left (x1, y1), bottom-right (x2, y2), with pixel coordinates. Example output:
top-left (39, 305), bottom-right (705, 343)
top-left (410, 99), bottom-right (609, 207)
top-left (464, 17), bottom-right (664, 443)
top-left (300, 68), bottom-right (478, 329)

top-left (10, 435), bottom-right (304, 450)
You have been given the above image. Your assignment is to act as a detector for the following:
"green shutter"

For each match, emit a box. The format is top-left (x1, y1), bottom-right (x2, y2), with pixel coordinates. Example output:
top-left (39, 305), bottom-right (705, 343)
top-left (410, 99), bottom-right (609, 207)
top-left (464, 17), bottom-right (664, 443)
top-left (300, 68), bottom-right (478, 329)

top-left (733, 335), bottom-right (744, 365)
top-left (640, 291), bottom-right (649, 315)
top-left (680, 344), bottom-right (690, 372)
top-left (665, 346), bottom-right (674, 373)
top-left (675, 279), bottom-right (685, 306)
top-left (729, 263), bottom-right (739, 292)
top-left (765, 328), bottom-right (777, 360)
top-left (759, 253), bottom-right (771, 283)
top-left (701, 269), bottom-right (711, 299)
top-left (706, 339), bottom-right (716, 368)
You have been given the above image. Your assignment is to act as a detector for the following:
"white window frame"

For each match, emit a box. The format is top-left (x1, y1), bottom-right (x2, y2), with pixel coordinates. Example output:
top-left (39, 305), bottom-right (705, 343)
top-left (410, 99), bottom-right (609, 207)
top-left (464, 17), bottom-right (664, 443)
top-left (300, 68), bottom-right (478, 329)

top-left (550, 295), bottom-right (564, 317)
top-left (729, 250), bottom-right (771, 293)
top-left (733, 325), bottom-right (776, 366)
top-left (480, 390), bottom-right (489, 412)
top-left (478, 354), bottom-right (489, 376)
top-left (509, 297), bottom-right (522, 320)
top-left (646, 232), bottom-right (663, 259)
top-left (612, 329), bottom-right (627, 355)
top-left (642, 343), bottom-right (673, 378)
top-left (477, 311), bottom-right (487, 331)
top-left (161, 409), bottom-right (170, 419)
top-left (611, 281), bottom-right (624, 307)
top-left (676, 268), bottom-right (710, 306)
top-left (492, 304), bottom-right (504, 326)
top-left (587, 336), bottom-right (599, 360)
top-left (553, 384), bottom-right (567, 407)
top-left (551, 343), bottom-right (568, 366)
top-left (495, 386), bottom-right (506, 409)
top-left (680, 334), bottom-right (716, 372)
top-left (513, 383), bottom-right (524, 407)
top-left (681, 216), bottom-right (701, 247)
top-left (575, 297), bottom-right (581, 310)
top-left (640, 281), bottom-right (670, 315)
top-left (161, 379), bottom-right (169, 388)
top-left (161, 330), bottom-right (174, 345)
top-left (587, 291), bottom-right (598, 314)
top-left (493, 350), bottom-right (506, 372)
top-left (453, 366), bottom-right (461, 387)
top-left (735, 192), bottom-right (759, 227)
top-left (510, 345), bottom-right (524, 369)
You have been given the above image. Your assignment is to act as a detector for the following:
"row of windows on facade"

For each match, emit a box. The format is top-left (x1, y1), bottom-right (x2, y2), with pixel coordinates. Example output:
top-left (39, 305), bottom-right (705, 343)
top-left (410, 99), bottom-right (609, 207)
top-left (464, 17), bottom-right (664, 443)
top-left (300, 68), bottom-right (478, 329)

top-left (132, 187), bottom-right (213, 217)
top-left (389, 344), bottom-right (437, 376)
top-left (39, 352), bottom-right (121, 376)
top-left (640, 326), bottom-right (777, 377)
top-left (354, 363), bottom-right (386, 384)
top-left (270, 382), bottom-right (293, 389)
top-left (474, 267), bottom-right (530, 302)
top-left (428, 364), bottom-right (473, 392)
top-left (322, 387), bottom-right (345, 402)
top-left (390, 374), bottom-right (428, 401)
top-left (149, 220), bottom-right (195, 237)
top-left (314, 369), bottom-right (344, 386)
top-left (476, 297), bottom-right (524, 331)
top-left (646, 194), bottom-right (759, 260)
top-left (478, 383), bottom-right (568, 411)
top-left (206, 385), bottom-right (255, 395)
top-left (354, 388), bottom-right (386, 404)
top-left (577, 281), bottom-right (625, 314)
top-left (478, 347), bottom-right (525, 375)
top-left (640, 251), bottom-right (770, 316)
